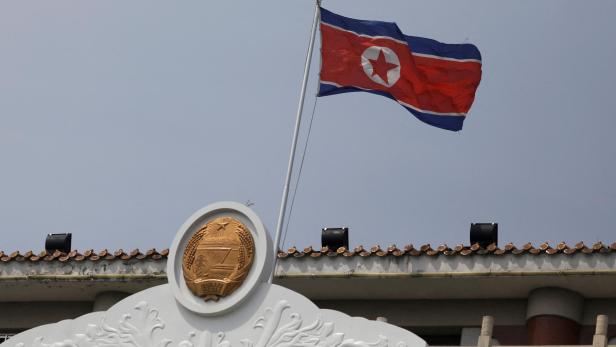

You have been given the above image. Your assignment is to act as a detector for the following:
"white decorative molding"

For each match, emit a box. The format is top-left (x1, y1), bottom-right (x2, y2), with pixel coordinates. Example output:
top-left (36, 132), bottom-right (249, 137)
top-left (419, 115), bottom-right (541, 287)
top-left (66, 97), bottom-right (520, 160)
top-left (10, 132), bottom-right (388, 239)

top-left (8, 284), bottom-right (425, 347)
top-left (7, 203), bottom-right (426, 347)
top-left (250, 300), bottom-right (389, 347)
top-left (10, 291), bottom-right (419, 347)
top-left (14, 301), bottom-right (165, 347)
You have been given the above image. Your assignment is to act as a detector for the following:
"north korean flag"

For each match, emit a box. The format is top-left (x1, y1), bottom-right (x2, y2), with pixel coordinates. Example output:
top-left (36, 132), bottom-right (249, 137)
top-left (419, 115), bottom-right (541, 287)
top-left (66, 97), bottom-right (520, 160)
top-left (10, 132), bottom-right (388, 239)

top-left (318, 8), bottom-right (482, 131)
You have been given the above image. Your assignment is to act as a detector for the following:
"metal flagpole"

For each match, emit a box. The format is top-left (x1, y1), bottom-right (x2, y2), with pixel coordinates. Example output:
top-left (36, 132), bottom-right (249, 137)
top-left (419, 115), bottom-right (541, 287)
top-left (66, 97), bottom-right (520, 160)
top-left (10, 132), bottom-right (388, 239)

top-left (269, 0), bottom-right (321, 283)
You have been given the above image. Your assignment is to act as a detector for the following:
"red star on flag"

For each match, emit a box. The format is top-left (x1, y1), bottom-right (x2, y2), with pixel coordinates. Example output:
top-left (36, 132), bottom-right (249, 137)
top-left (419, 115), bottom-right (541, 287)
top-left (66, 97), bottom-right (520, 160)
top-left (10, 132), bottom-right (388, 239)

top-left (368, 49), bottom-right (399, 85)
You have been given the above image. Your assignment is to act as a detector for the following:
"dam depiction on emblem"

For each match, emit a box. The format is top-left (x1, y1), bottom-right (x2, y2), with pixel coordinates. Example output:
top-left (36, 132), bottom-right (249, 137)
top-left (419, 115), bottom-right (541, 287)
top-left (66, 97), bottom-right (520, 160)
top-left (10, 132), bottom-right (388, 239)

top-left (182, 216), bottom-right (255, 301)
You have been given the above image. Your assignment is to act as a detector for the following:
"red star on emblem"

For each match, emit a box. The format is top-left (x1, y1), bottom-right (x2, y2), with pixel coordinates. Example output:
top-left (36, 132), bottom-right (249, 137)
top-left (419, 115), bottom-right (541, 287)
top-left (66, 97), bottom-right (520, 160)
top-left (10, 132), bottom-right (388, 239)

top-left (369, 49), bottom-right (399, 85)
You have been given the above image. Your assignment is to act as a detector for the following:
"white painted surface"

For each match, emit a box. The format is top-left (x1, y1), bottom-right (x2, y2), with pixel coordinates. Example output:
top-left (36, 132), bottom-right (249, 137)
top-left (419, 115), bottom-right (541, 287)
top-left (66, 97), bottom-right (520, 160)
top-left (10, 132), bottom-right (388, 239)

top-left (526, 287), bottom-right (584, 322)
top-left (275, 253), bottom-right (616, 299)
top-left (7, 283), bottom-right (426, 347)
top-left (0, 258), bottom-right (165, 302)
top-left (276, 253), bottom-right (616, 276)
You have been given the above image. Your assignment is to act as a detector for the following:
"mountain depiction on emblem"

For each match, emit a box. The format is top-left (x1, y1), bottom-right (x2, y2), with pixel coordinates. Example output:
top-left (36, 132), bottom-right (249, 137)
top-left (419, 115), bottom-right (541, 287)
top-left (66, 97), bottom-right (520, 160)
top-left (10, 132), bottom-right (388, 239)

top-left (182, 216), bottom-right (255, 301)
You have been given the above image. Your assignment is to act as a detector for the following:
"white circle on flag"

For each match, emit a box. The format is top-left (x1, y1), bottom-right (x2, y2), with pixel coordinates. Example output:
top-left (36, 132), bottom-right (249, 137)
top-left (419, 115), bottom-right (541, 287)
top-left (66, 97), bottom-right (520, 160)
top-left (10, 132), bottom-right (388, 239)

top-left (361, 46), bottom-right (401, 87)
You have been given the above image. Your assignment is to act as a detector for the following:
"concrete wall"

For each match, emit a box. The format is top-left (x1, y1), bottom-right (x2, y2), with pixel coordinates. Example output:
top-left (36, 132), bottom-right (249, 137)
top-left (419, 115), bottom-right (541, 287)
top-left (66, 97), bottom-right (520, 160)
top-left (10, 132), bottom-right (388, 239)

top-left (3, 256), bottom-right (616, 345)
top-left (0, 302), bottom-right (92, 330)
top-left (314, 299), bottom-right (528, 327)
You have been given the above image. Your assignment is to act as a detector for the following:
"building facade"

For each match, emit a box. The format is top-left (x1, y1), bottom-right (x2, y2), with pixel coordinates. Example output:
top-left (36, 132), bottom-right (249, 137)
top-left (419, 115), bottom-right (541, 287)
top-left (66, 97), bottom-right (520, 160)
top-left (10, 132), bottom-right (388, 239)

top-left (1, 242), bottom-right (616, 346)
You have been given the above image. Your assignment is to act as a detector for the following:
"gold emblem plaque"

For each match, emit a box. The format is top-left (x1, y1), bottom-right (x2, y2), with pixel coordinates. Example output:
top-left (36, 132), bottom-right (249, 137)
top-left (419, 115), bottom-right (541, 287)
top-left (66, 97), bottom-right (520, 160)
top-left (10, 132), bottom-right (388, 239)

top-left (182, 216), bottom-right (255, 301)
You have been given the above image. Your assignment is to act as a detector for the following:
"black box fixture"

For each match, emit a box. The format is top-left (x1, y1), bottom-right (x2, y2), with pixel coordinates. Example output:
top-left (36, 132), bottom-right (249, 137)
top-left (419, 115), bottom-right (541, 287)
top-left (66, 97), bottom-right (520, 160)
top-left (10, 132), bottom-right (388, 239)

top-left (321, 227), bottom-right (349, 250)
top-left (470, 223), bottom-right (498, 248)
top-left (45, 233), bottom-right (72, 253)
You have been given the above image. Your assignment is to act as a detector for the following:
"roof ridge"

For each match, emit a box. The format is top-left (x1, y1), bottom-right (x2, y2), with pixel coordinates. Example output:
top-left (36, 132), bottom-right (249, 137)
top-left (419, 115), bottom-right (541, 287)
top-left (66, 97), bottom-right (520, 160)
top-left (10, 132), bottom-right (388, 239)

top-left (2, 242), bottom-right (615, 262)
top-left (277, 242), bottom-right (616, 259)
top-left (0, 248), bottom-right (169, 263)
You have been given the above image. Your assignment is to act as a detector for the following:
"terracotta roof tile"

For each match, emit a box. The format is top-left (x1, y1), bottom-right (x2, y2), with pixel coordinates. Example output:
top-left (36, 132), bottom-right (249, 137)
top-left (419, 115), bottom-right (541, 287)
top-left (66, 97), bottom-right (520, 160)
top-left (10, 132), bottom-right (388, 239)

top-left (436, 244), bottom-right (448, 253)
top-left (375, 246), bottom-right (387, 257)
top-left (408, 248), bottom-right (422, 256)
top-left (493, 248), bottom-right (506, 255)
top-left (593, 242), bottom-right (607, 253)
top-left (425, 244), bottom-right (439, 256)
top-left (342, 249), bottom-right (355, 257)
top-left (129, 249), bottom-right (140, 259)
top-left (563, 247), bottom-right (577, 255)
top-left (3, 241), bottom-right (615, 262)
top-left (150, 252), bottom-right (163, 260)
top-left (0, 248), bottom-right (169, 263)
top-left (358, 245), bottom-right (371, 257)
top-left (391, 246), bottom-right (405, 257)
top-left (275, 242), bottom-right (616, 259)
top-left (104, 249), bottom-right (116, 260)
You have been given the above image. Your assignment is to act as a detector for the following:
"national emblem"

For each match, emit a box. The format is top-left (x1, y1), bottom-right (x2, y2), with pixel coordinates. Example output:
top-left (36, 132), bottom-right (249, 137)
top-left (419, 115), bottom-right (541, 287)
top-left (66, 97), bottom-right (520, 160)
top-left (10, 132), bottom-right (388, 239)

top-left (182, 216), bottom-right (255, 301)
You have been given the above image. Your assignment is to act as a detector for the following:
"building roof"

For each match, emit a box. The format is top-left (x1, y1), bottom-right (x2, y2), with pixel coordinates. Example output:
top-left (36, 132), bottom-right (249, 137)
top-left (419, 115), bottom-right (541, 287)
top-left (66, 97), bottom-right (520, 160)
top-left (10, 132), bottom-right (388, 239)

top-left (0, 241), bottom-right (615, 263)
top-left (277, 241), bottom-right (616, 258)
top-left (2, 242), bottom-right (616, 302)
top-left (0, 248), bottom-right (168, 263)
top-left (0, 248), bottom-right (168, 302)
top-left (275, 242), bottom-right (616, 300)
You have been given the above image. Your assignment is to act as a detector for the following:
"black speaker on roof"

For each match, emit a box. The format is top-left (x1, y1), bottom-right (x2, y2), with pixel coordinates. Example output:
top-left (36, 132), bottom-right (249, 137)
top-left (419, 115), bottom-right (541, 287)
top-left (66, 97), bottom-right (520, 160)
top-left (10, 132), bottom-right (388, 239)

top-left (45, 233), bottom-right (72, 253)
top-left (470, 223), bottom-right (498, 248)
top-left (321, 227), bottom-right (349, 250)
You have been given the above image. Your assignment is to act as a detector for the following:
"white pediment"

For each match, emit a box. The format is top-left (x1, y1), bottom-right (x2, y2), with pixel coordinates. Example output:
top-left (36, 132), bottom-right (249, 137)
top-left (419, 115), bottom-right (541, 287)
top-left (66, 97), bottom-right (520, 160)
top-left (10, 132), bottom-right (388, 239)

top-left (6, 202), bottom-right (427, 347)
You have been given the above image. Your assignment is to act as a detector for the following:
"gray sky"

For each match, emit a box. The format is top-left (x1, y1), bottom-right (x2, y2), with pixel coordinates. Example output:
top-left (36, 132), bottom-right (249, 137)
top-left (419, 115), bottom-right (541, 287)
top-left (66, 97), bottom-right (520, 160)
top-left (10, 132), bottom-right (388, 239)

top-left (1, 1), bottom-right (615, 252)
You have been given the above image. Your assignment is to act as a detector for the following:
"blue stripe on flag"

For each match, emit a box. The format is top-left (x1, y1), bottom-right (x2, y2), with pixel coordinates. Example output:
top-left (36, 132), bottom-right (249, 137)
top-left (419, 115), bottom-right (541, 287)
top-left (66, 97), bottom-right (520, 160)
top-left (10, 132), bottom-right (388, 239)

top-left (405, 35), bottom-right (482, 62)
top-left (318, 83), bottom-right (465, 131)
top-left (320, 7), bottom-right (481, 62)
top-left (408, 109), bottom-right (465, 131)
top-left (320, 7), bottom-right (405, 41)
